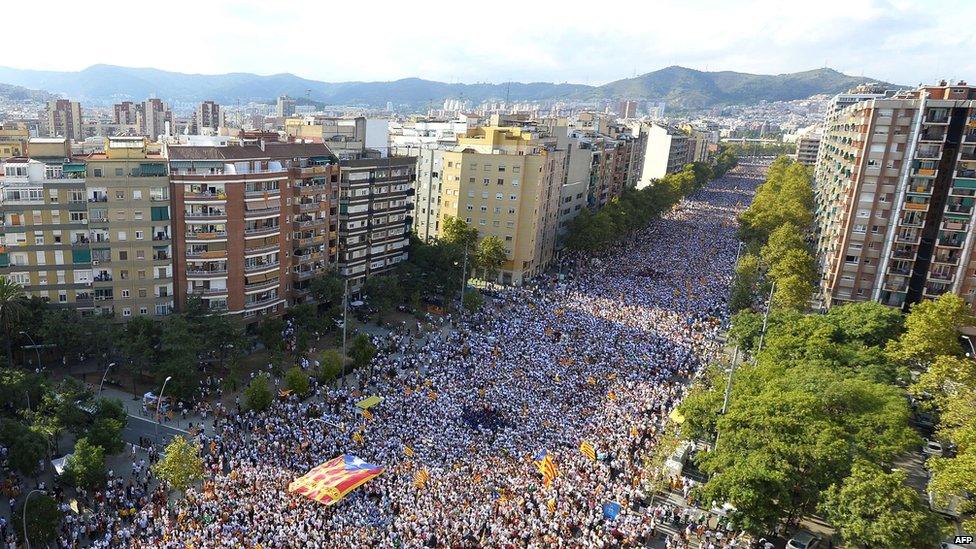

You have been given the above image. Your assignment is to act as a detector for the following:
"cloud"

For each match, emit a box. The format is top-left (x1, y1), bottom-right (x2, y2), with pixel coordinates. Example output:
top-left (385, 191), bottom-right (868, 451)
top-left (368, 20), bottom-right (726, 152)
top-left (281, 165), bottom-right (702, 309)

top-left (2, 0), bottom-right (973, 85)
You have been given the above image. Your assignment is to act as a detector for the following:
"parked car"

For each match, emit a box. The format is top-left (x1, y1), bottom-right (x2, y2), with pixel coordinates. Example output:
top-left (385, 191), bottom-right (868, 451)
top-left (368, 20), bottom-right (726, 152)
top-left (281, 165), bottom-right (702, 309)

top-left (786, 530), bottom-right (822, 549)
top-left (923, 439), bottom-right (945, 457)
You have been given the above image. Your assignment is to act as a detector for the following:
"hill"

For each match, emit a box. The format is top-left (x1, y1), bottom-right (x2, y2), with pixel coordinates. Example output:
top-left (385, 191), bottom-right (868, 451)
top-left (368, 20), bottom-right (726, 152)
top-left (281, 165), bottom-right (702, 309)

top-left (0, 82), bottom-right (55, 102)
top-left (0, 64), bottom-right (898, 109)
top-left (587, 66), bottom-right (898, 109)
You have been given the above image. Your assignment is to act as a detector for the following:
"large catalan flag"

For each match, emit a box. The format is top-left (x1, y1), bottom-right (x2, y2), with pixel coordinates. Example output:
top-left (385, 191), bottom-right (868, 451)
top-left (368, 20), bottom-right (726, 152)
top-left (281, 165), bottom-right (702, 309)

top-left (288, 455), bottom-right (383, 506)
top-left (533, 450), bottom-right (558, 486)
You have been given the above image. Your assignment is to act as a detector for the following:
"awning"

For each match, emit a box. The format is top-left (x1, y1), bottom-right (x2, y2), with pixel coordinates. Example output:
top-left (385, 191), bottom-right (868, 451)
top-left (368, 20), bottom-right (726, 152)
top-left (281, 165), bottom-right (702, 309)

top-left (63, 163), bottom-right (86, 173)
top-left (355, 395), bottom-right (384, 410)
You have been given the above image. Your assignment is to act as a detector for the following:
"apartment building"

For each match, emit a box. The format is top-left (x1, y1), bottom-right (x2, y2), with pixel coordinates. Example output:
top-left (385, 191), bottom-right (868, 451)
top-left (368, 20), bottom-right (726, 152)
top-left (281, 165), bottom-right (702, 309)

top-left (814, 81), bottom-right (976, 310)
top-left (0, 139), bottom-right (94, 311)
top-left (140, 99), bottom-right (172, 139)
top-left (83, 137), bottom-right (174, 319)
top-left (636, 122), bottom-right (690, 188)
top-left (440, 126), bottom-right (565, 285)
top-left (406, 148), bottom-right (443, 242)
top-left (276, 95), bottom-right (296, 118)
top-left (795, 131), bottom-right (822, 166)
top-left (336, 156), bottom-right (414, 289)
top-left (285, 116), bottom-right (368, 159)
top-left (0, 124), bottom-right (29, 159)
top-left (194, 101), bottom-right (224, 134)
top-left (114, 101), bottom-right (138, 125)
top-left (557, 137), bottom-right (591, 242)
top-left (166, 141), bottom-right (338, 319)
top-left (44, 100), bottom-right (83, 142)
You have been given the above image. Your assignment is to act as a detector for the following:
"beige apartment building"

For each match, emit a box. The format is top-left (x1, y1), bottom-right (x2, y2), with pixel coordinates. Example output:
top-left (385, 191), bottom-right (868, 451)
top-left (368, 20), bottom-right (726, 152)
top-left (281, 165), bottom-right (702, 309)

top-left (439, 126), bottom-right (565, 285)
top-left (814, 81), bottom-right (976, 310)
top-left (0, 139), bottom-right (94, 310)
top-left (0, 124), bottom-right (30, 159)
top-left (83, 137), bottom-right (174, 318)
top-left (44, 99), bottom-right (83, 142)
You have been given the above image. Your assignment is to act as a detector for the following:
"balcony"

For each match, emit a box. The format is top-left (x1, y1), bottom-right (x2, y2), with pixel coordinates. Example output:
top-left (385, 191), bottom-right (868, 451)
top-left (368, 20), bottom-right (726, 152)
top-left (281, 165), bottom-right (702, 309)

top-left (184, 211), bottom-right (227, 221)
top-left (184, 191), bottom-right (227, 201)
top-left (293, 269), bottom-right (316, 280)
top-left (152, 234), bottom-right (172, 242)
top-left (297, 202), bottom-right (321, 212)
top-left (937, 237), bottom-right (964, 248)
top-left (186, 231), bottom-right (227, 241)
top-left (93, 274), bottom-right (113, 282)
top-left (244, 188), bottom-right (281, 198)
top-left (244, 262), bottom-right (280, 274)
top-left (245, 295), bottom-right (281, 309)
top-left (946, 204), bottom-right (972, 215)
top-left (244, 242), bottom-right (280, 255)
top-left (244, 278), bottom-right (280, 292)
top-left (244, 225), bottom-right (280, 236)
top-left (189, 287), bottom-right (228, 297)
top-left (903, 202), bottom-right (929, 211)
top-left (153, 253), bottom-right (170, 261)
top-left (185, 249), bottom-right (227, 259)
top-left (186, 267), bottom-right (227, 278)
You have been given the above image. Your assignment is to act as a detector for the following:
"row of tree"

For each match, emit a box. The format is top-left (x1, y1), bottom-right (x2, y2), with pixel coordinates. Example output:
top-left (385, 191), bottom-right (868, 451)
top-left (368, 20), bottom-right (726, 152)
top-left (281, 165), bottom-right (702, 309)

top-left (565, 156), bottom-right (736, 253)
top-left (731, 156), bottom-right (817, 312)
top-left (681, 300), bottom-right (948, 546)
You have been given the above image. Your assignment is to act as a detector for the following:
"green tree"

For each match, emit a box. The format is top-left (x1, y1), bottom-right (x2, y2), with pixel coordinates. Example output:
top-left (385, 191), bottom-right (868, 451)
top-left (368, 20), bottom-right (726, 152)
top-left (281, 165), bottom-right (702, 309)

top-left (258, 317), bottom-right (287, 354)
top-left (13, 493), bottom-right (62, 546)
top-left (349, 333), bottom-right (376, 370)
top-left (760, 222), bottom-right (806, 268)
top-left (476, 235), bottom-right (507, 281)
top-left (889, 293), bottom-right (975, 365)
top-left (820, 461), bottom-right (944, 549)
top-left (63, 437), bottom-right (107, 489)
top-left (441, 215), bottom-right (479, 251)
top-left (913, 355), bottom-right (976, 402)
top-left (309, 271), bottom-right (345, 307)
top-left (0, 420), bottom-right (46, 476)
top-left (363, 274), bottom-right (403, 322)
top-left (318, 350), bottom-right (344, 383)
top-left (284, 366), bottom-right (311, 396)
top-left (153, 436), bottom-right (205, 493)
top-left (728, 310), bottom-right (765, 353)
top-left (463, 289), bottom-right (484, 313)
top-left (729, 254), bottom-right (760, 312)
top-left (825, 301), bottom-right (904, 348)
top-left (120, 316), bottom-right (160, 396)
top-left (0, 278), bottom-right (28, 367)
top-left (87, 398), bottom-right (128, 455)
top-left (772, 273), bottom-right (813, 312)
top-left (244, 373), bottom-right (274, 412)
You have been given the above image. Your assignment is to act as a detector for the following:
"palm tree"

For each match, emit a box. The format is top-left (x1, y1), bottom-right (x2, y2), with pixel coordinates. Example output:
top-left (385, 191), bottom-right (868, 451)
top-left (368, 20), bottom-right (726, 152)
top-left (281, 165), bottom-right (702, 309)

top-left (0, 278), bottom-right (27, 367)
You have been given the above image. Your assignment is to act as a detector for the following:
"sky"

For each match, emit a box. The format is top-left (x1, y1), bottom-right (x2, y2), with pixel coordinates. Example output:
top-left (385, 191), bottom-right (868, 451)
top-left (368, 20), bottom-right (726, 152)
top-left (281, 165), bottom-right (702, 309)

top-left (3, 0), bottom-right (974, 86)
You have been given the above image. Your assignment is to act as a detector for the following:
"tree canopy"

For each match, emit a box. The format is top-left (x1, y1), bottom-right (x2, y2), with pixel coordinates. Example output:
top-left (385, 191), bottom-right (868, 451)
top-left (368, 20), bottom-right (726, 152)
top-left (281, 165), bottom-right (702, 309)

top-left (153, 436), bottom-right (205, 493)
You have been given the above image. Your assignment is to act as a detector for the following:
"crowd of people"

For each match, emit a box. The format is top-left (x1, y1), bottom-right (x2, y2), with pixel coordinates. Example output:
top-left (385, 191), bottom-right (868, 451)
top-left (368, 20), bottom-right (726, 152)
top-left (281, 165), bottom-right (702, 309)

top-left (29, 165), bottom-right (762, 548)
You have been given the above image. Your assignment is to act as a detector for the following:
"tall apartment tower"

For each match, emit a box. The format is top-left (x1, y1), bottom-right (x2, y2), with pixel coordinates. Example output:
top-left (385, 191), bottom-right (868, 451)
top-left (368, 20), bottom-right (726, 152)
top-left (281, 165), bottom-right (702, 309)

top-left (276, 95), bottom-right (296, 118)
top-left (635, 122), bottom-right (690, 188)
top-left (439, 126), bottom-right (566, 285)
top-left (795, 131), bottom-right (822, 166)
top-left (140, 99), bottom-right (172, 139)
top-left (44, 100), bottom-right (84, 142)
top-left (814, 81), bottom-right (976, 310)
top-left (166, 142), bottom-right (338, 320)
top-left (113, 101), bottom-right (138, 125)
top-left (411, 148), bottom-right (444, 243)
top-left (336, 156), bottom-right (415, 289)
top-left (194, 101), bottom-right (224, 134)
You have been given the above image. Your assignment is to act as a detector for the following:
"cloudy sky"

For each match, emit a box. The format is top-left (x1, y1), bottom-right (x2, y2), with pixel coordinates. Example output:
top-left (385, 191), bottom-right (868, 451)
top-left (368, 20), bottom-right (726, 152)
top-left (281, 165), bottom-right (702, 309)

top-left (3, 0), bottom-right (973, 85)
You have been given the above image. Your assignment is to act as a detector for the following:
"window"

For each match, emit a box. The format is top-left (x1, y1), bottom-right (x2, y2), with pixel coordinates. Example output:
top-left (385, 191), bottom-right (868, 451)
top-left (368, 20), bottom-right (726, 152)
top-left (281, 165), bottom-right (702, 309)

top-left (121, 289), bottom-right (130, 298)
top-left (496, 193), bottom-right (504, 200)
top-left (505, 235), bottom-right (513, 241)
top-left (469, 177), bottom-right (475, 183)
top-left (138, 270), bottom-right (146, 280)
top-left (853, 224), bottom-right (867, 234)
top-left (122, 308), bottom-right (131, 317)
top-left (483, 178), bottom-right (490, 185)
top-left (115, 168), bottom-right (124, 176)
top-left (115, 191), bottom-right (125, 200)
top-left (135, 231), bottom-right (144, 240)
top-left (510, 195), bottom-right (517, 200)
top-left (478, 219), bottom-right (486, 225)
top-left (139, 289), bottom-right (147, 298)
top-left (508, 208), bottom-right (516, 214)
top-left (133, 190), bottom-right (142, 200)
top-left (511, 179), bottom-right (520, 187)
top-left (513, 166), bottom-right (520, 173)
top-left (136, 250), bottom-right (145, 260)
top-left (497, 179), bottom-right (504, 185)
top-left (484, 165), bottom-right (491, 172)
top-left (134, 211), bottom-right (143, 220)
top-left (119, 251), bottom-right (128, 261)
top-left (93, 168), bottom-right (102, 177)
top-left (118, 231), bottom-right (127, 241)
top-left (140, 307), bottom-right (148, 315)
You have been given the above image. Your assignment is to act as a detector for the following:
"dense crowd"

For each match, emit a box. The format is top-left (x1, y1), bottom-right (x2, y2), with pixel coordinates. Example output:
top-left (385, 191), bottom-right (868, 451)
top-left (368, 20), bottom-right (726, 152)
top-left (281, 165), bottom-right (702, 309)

top-left (25, 166), bottom-right (761, 548)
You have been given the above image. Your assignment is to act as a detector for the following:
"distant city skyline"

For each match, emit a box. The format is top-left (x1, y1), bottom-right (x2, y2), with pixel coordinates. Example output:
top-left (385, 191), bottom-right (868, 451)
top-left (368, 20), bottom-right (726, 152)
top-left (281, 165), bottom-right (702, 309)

top-left (4, 0), bottom-right (974, 87)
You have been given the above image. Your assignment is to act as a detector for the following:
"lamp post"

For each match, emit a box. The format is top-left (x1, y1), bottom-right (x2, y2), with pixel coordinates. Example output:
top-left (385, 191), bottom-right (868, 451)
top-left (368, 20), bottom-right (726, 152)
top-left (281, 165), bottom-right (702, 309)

top-left (23, 488), bottom-right (46, 549)
top-left (155, 376), bottom-right (172, 444)
top-left (754, 281), bottom-right (776, 355)
top-left (19, 331), bottom-right (41, 370)
top-left (962, 335), bottom-right (976, 358)
top-left (340, 278), bottom-right (349, 387)
top-left (98, 362), bottom-right (116, 397)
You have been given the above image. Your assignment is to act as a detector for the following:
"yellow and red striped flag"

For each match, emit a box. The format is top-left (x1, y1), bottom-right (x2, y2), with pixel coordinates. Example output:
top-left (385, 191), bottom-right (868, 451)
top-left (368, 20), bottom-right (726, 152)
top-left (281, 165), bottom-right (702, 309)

top-left (579, 441), bottom-right (596, 461)
top-left (287, 455), bottom-right (384, 506)
top-left (362, 409), bottom-right (374, 421)
top-left (413, 469), bottom-right (430, 489)
top-left (533, 450), bottom-right (558, 487)
top-left (403, 445), bottom-right (415, 457)
top-left (607, 391), bottom-right (617, 401)
top-left (352, 430), bottom-right (364, 445)
top-left (547, 499), bottom-right (556, 514)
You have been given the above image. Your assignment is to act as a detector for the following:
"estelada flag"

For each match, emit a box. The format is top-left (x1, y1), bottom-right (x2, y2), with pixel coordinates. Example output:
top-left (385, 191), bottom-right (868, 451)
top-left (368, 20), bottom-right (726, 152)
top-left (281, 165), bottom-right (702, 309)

top-left (288, 455), bottom-right (383, 506)
top-left (413, 469), bottom-right (430, 489)
top-left (533, 450), bottom-right (558, 487)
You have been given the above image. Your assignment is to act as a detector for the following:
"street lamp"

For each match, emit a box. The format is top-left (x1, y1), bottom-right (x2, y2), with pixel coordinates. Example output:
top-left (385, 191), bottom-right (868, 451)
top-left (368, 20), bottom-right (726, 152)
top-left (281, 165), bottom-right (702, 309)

top-left (19, 331), bottom-right (41, 370)
top-left (155, 376), bottom-right (172, 444)
top-left (23, 488), bottom-right (46, 549)
top-left (963, 335), bottom-right (976, 357)
top-left (98, 362), bottom-right (117, 397)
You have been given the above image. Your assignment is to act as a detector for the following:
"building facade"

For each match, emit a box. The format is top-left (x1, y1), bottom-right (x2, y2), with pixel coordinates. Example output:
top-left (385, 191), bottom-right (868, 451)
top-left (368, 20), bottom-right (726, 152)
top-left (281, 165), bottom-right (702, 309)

top-left (439, 126), bottom-right (565, 285)
top-left (166, 142), bottom-right (338, 320)
top-left (795, 132), bottom-right (822, 166)
top-left (44, 100), bottom-right (84, 142)
top-left (336, 156), bottom-right (414, 289)
top-left (814, 81), bottom-right (976, 310)
top-left (194, 101), bottom-right (224, 134)
top-left (636, 122), bottom-right (690, 188)
top-left (408, 148), bottom-right (443, 243)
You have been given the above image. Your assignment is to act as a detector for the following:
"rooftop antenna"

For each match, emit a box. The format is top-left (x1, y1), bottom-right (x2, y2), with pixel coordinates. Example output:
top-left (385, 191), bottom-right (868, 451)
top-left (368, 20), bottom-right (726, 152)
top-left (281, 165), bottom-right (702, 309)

top-left (505, 81), bottom-right (511, 105)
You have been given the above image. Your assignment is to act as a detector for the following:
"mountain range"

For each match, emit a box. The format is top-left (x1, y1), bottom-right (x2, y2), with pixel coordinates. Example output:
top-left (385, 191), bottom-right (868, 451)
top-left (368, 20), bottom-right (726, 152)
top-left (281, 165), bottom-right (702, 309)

top-left (0, 64), bottom-right (897, 110)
